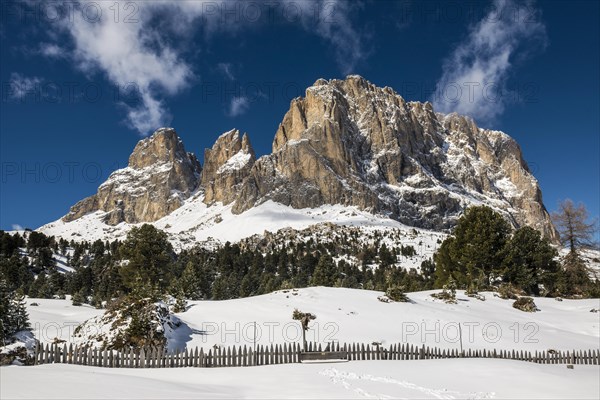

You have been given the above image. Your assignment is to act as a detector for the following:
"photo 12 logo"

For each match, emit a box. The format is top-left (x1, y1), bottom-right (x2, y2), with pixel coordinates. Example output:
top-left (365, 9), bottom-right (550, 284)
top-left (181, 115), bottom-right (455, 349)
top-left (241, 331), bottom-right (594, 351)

top-left (401, 321), bottom-right (539, 345)
top-left (1, 79), bottom-right (144, 106)
top-left (1, 161), bottom-right (125, 184)
top-left (1, 1), bottom-right (140, 24)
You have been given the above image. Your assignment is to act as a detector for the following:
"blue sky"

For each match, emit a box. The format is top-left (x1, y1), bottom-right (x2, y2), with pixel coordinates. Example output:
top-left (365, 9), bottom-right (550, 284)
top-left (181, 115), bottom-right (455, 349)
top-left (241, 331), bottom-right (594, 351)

top-left (0, 0), bottom-right (598, 232)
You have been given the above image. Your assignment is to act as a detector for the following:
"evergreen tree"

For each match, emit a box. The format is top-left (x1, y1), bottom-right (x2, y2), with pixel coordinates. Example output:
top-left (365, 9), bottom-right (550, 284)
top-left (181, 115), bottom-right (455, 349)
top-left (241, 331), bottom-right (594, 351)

top-left (178, 261), bottom-right (205, 300)
top-left (311, 254), bottom-right (337, 286)
top-left (501, 227), bottom-right (559, 295)
top-left (72, 289), bottom-right (86, 306)
top-left (434, 206), bottom-right (511, 289)
top-left (0, 279), bottom-right (11, 343)
top-left (119, 225), bottom-right (175, 294)
top-left (0, 281), bottom-right (31, 344)
top-left (10, 289), bottom-right (30, 333)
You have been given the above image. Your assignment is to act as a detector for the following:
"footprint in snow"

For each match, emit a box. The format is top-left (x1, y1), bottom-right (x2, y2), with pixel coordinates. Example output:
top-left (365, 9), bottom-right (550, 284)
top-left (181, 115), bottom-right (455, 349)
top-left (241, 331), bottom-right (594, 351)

top-left (319, 368), bottom-right (494, 400)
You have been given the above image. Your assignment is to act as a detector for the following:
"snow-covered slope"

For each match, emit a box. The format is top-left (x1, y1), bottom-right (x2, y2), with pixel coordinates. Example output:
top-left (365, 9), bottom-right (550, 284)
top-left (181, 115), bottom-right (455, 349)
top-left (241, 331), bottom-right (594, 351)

top-left (13, 287), bottom-right (600, 399)
top-left (39, 196), bottom-right (444, 252)
top-left (3, 359), bottom-right (599, 399)
top-left (26, 297), bottom-right (103, 343)
top-left (27, 288), bottom-right (600, 353)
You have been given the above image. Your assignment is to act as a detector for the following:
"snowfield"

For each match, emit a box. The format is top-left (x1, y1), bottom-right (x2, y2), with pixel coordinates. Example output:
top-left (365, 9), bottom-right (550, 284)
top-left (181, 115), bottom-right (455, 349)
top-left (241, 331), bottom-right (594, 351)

top-left (38, 198), bottom-right (445, 251)
top-left (3, 287), bottom-right (598, 399)
top-left (26, 297), bottom-right (104, 344)
top-left (2, 359), bottom-right (598, 399)
top-left (172, 287), bottom-right (600, 352)
top-left (24, 288), bottom-right (600, 353)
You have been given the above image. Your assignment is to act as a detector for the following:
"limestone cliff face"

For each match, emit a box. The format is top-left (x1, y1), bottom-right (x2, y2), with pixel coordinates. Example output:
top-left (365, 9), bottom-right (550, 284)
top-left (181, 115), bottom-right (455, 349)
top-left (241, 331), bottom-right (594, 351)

top-left (201, 129), bottom-right (255, 205)
top-left (59, 76), bottom-right (557, 241)
top-left (62, 128), bottom-right (201, 225)
top-left (230, 76), bottom-right (558, 241)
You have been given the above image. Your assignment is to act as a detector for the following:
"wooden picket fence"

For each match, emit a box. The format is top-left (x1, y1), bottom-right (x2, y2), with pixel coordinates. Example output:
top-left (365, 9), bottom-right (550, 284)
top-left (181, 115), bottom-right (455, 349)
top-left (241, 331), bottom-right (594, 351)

top-left (33, 341), bottom-right (600, 368)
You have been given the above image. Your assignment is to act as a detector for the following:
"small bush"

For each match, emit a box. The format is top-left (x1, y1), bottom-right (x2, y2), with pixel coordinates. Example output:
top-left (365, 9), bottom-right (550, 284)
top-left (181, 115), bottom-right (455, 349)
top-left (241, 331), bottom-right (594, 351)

top-left (385, 286), bottom-right (410, 302)
top-left (431, 278), bottom-right (457, 304)
top-left (513, 297), bottom-right (539, 312)
top-left (498, 283), bottom-right (521, 300)
top-left (71, 290), bottom-right (86, 306)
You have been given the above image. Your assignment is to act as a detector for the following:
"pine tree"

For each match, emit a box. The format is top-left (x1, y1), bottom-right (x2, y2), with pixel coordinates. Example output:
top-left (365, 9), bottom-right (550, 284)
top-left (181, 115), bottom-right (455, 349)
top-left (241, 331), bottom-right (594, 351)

top-left (0, 279), bottom-right (11, 344)
top-left (119, 224), bottom-right (175, 294)
top-left (434, 206), bottom-right (511, 289)
top-left (501, 227), bottom-right (559, 295)
top-left (551, 200), bottom-right (597, 295)
top-left (310, 254), bottom-right (337, 287)
top-left (72, 289), bottom-right (86, 306)
top-left (178, 261), bottom-right (205, 300)
top-left (10, 289), bottom-right (30, 333)
top-left (0, 281), bottom-right (31, 344)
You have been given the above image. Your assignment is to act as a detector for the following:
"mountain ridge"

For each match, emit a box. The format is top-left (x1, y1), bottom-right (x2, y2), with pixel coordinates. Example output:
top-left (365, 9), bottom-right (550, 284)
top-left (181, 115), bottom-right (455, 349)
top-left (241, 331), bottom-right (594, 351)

top-left (45, 75), bottom-right (557, 243)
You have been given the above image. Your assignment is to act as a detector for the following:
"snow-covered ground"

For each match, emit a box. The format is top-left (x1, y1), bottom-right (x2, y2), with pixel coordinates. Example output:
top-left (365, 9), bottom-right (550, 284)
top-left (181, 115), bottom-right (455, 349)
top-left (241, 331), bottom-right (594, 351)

top-left (173, 287), bottom-right (600, 352)
top-left (26, 297), bottom-right (103, 344)
top-left (38, 198), bottom-right (444, 251)
top-left (26, 288), bottom-right (600, 353)
top-left (2, 359), bottom-right (598, 399)
top-left (8, 287), bottom-right (599, 399)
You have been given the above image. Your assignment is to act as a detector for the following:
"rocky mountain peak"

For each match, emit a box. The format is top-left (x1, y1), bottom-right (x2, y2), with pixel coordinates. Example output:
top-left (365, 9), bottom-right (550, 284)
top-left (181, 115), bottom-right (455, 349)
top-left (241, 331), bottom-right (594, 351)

top-left (201, 128), bottom-right (256, 205)
top-left (128, 127), bottom-right (191, 169)
top-left (233, 75), bottom-right (558, 241)
top-left (56, 76), bottom-right (558, 242)
top-left (63, 128), bottom-right (201, 225)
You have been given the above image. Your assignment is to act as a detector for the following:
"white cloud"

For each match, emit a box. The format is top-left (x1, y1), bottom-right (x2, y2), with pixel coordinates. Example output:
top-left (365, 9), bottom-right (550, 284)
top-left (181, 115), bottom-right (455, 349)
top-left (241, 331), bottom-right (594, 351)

top-left (228, 96), bottom-right (250, 117)
top-left (217, 62), bottom-right (235, 81)
top-left (55, 1), bottom-right (201, 135)
top-left (285, 0), bottom-right (366, 74)
top-left (39, 43), bottom-right (66, 59)
top-left (6, 73), bottom-right (43, 100)
top-left (11, 224), bottom-right (24, 231)
top-left (37, 1), bottom-right (365, 135)
top-left (432, 0), bottom-right (547, 124)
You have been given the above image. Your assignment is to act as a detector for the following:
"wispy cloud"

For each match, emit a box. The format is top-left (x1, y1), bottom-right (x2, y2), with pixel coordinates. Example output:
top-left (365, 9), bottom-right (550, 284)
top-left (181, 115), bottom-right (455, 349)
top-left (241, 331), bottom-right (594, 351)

top-left (228, 96), bottom-right (250, 117)
top-left (217, 62), bottom-right (235, 81)
top-left (6, 73), bottom-right (43, 100)
top-left (53, 1), bottom-right (198, 135)
top-left (285, 0), bottom-right (366, 74)
top-left (38, 43), bottom-right (66, 59)
top-left (35, 1), bottom-right (366, 135)
top-left (432, 0), bottom-right (547, 124)
top-left (11, 224), bottom-right (24, 231)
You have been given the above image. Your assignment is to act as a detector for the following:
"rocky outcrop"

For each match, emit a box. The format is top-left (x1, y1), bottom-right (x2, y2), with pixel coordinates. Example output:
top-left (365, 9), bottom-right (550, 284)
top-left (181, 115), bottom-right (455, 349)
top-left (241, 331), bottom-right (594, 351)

top-left (63, 128), bottom-right (201, 225)
top-left (201, 129), bottom-right (255, 205)
top-left (230, 76), bottom-right (558, 241)
top-left (58, 76), bottom-right (558, 242)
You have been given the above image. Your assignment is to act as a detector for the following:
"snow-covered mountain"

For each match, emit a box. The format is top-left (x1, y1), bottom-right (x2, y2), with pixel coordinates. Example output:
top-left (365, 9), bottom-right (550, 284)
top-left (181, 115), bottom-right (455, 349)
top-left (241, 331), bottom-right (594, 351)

top-left (40, 76), bottom-right (557, 246)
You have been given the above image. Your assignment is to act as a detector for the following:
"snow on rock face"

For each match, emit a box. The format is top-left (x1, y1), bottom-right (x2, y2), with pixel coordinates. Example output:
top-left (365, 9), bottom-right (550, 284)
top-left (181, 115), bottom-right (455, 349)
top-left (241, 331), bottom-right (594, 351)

top-left (72, 298), bottom-right (183, 351)
top-left (201, 128), bottom-right (256, 205)
top-left (62, 128), bottom-right (201, 226)
top-left (48, 75), bottom-right (557, 243)
top-left (232, 76), bottom-right (557, 241)
top-left (217, 150), bottom-right (252, 174)
top-left (41, 196), bottom-right (444, 257)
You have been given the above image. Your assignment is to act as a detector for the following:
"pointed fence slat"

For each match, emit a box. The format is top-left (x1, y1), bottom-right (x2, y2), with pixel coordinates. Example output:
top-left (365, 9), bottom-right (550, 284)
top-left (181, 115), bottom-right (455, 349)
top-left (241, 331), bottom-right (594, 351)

top-left (31, 342), bottom-right (600, 369)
